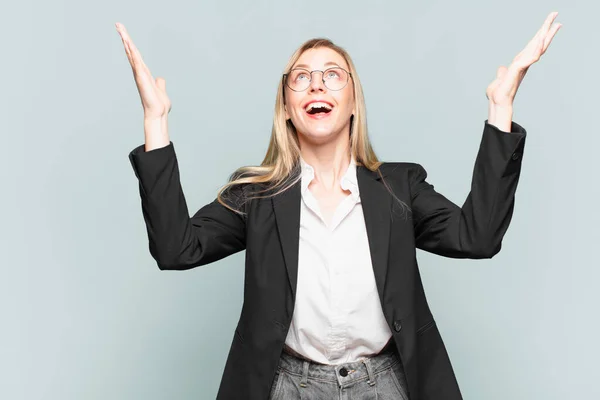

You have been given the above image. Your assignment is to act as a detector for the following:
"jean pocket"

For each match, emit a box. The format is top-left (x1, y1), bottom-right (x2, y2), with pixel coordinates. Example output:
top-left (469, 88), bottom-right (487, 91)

top-left (373, 362), bottom-right (410, 400)
top-left (389, 361), bottom-right (410, 400)
top-left (268, 367), bottom-right (284, 399)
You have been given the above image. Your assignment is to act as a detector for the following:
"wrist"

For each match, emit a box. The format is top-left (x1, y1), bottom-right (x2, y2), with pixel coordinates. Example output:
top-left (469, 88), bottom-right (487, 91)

top-left (144, 117), bottom-right (170, 151)
top-left (488, 103), bottom-right (513, 132)
top-left (144, 114), bottom-right (167, 123)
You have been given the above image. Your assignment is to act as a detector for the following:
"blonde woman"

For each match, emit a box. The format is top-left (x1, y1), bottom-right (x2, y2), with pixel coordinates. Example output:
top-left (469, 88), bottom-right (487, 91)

top-left (117, 12), bottom-right (560, 400)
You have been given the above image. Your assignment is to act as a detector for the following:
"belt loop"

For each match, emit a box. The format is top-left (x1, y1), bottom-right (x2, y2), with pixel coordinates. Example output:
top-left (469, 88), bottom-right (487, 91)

top-left (363, 358), bottom-right (376, 386)
top-left (300, 360), bottom-right (309, 387)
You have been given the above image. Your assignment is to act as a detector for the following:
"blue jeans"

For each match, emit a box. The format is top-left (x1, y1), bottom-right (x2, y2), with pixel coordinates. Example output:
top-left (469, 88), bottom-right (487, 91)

top-left (269, 345), bottom-right (410, 399)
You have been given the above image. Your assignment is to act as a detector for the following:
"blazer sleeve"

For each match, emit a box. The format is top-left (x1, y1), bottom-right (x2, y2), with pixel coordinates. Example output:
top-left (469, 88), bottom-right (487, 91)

top-left (128, 142), bottom-right (246, 270)
top-left (409, 120), bottom-right (527, 259)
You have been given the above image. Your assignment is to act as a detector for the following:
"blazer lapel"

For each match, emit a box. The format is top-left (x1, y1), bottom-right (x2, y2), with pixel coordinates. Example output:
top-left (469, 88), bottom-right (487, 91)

top-left (357, 166), bottom-right (392, 302)
top-left (272, 178), bottom-right (301, 299)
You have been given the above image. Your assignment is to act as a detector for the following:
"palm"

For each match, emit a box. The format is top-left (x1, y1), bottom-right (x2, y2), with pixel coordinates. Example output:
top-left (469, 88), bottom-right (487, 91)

top-left (115, 23), bottom-right (171, 119)
top-left (486, 12), bottom-right (562, 107)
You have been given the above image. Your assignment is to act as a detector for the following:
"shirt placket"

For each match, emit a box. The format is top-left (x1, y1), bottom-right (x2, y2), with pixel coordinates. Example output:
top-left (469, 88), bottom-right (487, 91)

top-left (325, 190), bottom-right (361, 361)
top-left (326, 227), bottom-right (347, 361)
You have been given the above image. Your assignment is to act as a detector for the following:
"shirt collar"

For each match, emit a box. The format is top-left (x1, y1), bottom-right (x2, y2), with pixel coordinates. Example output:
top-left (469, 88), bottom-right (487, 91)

top-left (299, 156), bottom-right (359, 196)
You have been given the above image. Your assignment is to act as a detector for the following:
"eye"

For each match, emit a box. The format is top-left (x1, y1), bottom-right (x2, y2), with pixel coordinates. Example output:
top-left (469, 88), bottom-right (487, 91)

top-left (290, 70), bottom-right (310, 82)
top-left (325, 69), bottom-right (341, 79)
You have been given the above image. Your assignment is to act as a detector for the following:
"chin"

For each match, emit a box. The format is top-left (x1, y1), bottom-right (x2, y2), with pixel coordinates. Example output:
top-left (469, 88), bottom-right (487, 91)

top-left (298, 127), bottom-right (341, 144)
top-left (293, 113), bottom-right (352, 144)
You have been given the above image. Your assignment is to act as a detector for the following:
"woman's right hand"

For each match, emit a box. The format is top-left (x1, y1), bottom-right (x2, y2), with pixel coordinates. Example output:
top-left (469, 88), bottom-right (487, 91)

top-left (116, 22), bottom-right (171, 120)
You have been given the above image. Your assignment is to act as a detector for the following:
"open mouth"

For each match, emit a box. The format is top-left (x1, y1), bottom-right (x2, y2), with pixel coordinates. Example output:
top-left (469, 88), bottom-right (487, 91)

top-left (305, 101), bottom-right (333, 116)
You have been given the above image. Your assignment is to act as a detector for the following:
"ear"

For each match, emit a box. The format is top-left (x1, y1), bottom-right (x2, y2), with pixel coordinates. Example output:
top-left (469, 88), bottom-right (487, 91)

top-left (284, 104), bottom-right (290, 120)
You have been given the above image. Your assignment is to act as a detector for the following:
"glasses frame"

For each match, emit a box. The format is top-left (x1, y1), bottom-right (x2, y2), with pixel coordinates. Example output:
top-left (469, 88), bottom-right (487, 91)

top-left (283, 67), bottom-right (353, 92)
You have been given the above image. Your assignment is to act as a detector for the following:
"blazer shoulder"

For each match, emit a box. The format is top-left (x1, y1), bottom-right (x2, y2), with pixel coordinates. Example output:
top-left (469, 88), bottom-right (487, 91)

top-left (221, 168), bottom-right (277, 211)
top-left (379, 161), bottom-right (425, 179)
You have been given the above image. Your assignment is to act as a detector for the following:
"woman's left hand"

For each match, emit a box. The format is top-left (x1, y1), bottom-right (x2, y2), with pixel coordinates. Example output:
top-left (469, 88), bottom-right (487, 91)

top-left (486, 11), bottom-right (562, 108)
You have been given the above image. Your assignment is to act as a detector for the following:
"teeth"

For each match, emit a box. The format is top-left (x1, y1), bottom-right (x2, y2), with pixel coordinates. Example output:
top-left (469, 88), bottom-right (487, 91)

top-left (305, 102), bottom-right (332, 112)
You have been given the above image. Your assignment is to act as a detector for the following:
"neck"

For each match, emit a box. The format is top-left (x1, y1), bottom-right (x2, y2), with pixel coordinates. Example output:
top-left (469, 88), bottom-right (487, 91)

top-left (298, 127), bottom-right (352, 189)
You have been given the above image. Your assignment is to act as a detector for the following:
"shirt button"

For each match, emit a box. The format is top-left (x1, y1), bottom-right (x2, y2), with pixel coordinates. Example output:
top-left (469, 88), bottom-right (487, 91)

top-left (394, 321), bottom-right (402, 332)
top-left (339, 367), bottom-right (348, 377)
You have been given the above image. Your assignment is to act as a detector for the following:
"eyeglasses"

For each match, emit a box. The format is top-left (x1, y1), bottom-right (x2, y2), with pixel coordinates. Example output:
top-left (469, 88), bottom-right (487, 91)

top-left (283, 67), bottom-right (352, 92)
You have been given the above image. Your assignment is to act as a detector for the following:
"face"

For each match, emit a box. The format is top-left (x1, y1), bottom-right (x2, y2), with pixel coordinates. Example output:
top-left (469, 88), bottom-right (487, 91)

top-left (284, 47), bottom-right (355, 144)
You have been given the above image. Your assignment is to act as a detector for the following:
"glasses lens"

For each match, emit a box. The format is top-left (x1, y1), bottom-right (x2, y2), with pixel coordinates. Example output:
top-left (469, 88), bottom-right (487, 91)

top-left (285, 68), bottom-right (349, 91)
top-left (286, 69), bottom-right (311, 91)
top-left (323, 68), bottom-right (348, 91)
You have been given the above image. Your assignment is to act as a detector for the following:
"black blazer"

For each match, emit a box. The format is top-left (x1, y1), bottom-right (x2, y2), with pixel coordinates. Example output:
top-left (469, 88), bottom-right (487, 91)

top-left (128, 120), bottom-right (527, 400)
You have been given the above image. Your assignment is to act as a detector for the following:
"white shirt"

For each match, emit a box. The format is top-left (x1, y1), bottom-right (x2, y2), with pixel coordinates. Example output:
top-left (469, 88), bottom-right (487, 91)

top-left (283, 157), bottom-right (392, 365)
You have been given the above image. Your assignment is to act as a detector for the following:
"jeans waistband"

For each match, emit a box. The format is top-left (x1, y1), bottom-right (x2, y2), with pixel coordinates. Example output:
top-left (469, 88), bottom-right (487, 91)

top-left (278, 343), bottom-right (400, 385)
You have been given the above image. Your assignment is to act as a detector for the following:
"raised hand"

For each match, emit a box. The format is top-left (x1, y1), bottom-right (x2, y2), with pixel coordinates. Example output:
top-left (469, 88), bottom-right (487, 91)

top-left (486, 12), bottom-right (562, 108)
top-left (115, 23), bottom-right (171, 120)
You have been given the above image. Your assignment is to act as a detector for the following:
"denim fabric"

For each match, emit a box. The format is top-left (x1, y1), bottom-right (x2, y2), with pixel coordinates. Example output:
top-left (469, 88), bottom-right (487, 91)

top-left (269, 346), bottom-right (410, 399)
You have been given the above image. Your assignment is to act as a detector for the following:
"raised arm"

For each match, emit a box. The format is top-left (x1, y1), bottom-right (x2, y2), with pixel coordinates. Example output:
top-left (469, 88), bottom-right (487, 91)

top-left (411, 121), bottom-right (526, 259)
top-left (117, 22), bottom-right (246, 270)
top-left (411, 11), bottom-right (560, 258)
top-left (129, 143), bottom-right (246, 270)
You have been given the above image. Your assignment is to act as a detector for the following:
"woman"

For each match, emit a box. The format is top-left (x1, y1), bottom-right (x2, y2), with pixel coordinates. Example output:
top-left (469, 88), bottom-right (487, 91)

top-left (117, 12), bottom-right (560, 400)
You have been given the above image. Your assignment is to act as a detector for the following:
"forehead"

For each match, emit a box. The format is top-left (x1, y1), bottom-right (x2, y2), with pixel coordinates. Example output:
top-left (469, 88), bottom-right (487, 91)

top-left (292, 47), bottom-right (349, 70)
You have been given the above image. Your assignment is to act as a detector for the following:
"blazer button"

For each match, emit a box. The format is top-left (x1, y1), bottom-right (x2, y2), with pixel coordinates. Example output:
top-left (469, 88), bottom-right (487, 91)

top-left (393, 321), bottom-right (402, 332)
top-left (511, 152), bottom-right (521, 161)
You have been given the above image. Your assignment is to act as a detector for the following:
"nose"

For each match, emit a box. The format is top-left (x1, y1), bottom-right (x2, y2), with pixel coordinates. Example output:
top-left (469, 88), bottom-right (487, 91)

top-left (308, 71), bottom-right (326, 93)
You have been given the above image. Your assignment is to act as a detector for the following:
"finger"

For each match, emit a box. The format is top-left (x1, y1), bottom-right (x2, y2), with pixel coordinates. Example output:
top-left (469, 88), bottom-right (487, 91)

top-left (116, 24), bottom-right (146, 70)
top-left (518, 23), bottom-right (548, 68)
top-left (116, 24), bottom-right (156, 86)
top-left (124, 38), bottom-right (145, 78)
top-left (120, 43), bottom-right (157, 102)
top-left (531, 11), bottom-right (559, 45)
top-left (541, 12), bottom-right (559, 34)
top-left (542, 23), bottom-right (562, 53)
top-left (116, 23), bottom-right (133, 50)
top-left (116, 24), bottom-right (133, 64)
top-left (122, 31), bottom-right (147, 72)
top-left (116, 24), bottom-right (138, 70)
top-left (122, 36), bottom-right (134, 66)
top-left (128, 39), bottom-right (156, 84)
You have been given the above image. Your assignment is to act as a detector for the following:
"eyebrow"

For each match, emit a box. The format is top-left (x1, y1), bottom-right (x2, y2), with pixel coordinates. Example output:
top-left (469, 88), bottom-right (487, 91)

top-left (293, 61), bottom-right (343, 70)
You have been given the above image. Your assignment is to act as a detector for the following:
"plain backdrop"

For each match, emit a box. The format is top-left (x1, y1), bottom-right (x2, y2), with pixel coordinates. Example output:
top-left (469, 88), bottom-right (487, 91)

top-left (1, 0), bottom-right (598, 399)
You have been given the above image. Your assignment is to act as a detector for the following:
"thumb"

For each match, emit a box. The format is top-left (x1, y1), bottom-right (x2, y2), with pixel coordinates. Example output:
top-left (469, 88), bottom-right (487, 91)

top-left (496, 66), bottom-right (508, 80)
top-left (486, 66), bottom-right (507, 100)
top-left (155, 77), bottom-right (166, 92)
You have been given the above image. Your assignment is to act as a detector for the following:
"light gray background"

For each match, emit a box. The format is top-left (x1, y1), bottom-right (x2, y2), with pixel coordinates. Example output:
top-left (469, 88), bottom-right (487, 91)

top-left (2, 0), bottom-right (598, 399)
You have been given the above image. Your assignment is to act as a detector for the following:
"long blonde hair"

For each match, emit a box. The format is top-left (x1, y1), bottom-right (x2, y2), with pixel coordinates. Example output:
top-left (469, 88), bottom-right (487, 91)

top-left (217, 38), bottom-right (383, 212)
